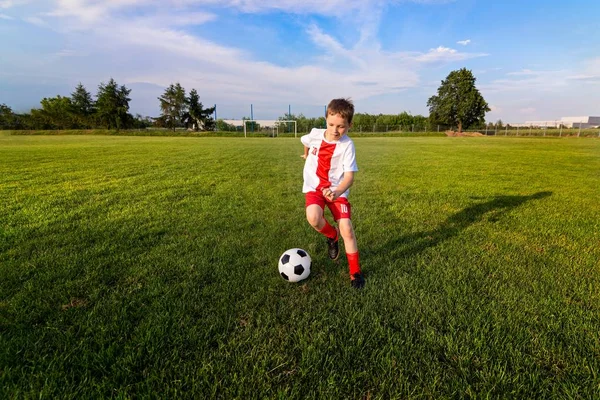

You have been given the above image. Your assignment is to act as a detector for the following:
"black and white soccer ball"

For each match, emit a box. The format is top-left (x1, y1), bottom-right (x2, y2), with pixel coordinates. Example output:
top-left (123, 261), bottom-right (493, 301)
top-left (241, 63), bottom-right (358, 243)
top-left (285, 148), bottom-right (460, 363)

top-left (278, 248), bottom-right (311, 282)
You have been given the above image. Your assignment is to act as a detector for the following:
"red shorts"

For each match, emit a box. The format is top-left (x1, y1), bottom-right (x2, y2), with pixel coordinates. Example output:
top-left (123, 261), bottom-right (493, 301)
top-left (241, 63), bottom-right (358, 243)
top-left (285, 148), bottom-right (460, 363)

top-left (305, 191), bottom-right (352, 221)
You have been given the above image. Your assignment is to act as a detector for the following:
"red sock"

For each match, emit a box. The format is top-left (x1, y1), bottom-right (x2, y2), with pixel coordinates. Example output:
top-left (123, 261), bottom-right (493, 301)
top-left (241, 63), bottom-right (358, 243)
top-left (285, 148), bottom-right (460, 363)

top-left (347, 252), bottom-right (361, 275)
top-left (318, 220), bottom-right (338, 240)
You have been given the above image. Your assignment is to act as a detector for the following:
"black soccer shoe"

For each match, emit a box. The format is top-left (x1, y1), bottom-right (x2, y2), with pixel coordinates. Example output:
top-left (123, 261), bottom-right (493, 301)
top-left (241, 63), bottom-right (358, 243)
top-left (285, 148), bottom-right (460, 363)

top-left (326, 229), bottom-right (340, 260)
top-left (350, 273), bottom-right (365, 289)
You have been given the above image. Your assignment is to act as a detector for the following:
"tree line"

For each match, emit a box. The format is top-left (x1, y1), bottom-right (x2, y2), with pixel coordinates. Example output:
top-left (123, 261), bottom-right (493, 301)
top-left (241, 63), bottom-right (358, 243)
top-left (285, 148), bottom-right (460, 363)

top-left (155, 83), bottom-right (215, 131)
top-left (0, 79), bottom-right (216, 131)
top-left (1, 68), bottom-right (491, 133)
top-left (276, 112), bottom-right (430, 133)
top-left (217, 68), bottom-right (491, 134)
top-left (1, 79), bottom-right (143, 130)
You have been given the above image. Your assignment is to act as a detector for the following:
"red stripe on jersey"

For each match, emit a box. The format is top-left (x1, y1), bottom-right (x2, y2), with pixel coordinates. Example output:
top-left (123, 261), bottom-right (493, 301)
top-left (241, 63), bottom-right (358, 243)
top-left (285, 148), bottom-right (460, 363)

top-left (316, 140), bottom-right (336, 190)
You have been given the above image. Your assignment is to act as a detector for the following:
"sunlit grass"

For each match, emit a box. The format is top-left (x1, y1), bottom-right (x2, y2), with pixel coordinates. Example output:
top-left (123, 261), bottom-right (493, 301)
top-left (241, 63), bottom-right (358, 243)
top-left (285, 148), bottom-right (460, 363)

top-left (1, 135), bottom-right (599, 398)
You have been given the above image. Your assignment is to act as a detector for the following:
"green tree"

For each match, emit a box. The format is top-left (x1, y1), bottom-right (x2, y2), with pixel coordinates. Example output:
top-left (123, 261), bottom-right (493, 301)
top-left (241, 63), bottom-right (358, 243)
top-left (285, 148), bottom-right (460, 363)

top-left (0, 103), bottom-right (15, 129)
top-left (31, 96), bottom-right (76, 129)
top-left (375, 114), bottom-right (398, 127)
top-left (413, 115), bottom-right (429, 131)
top-left (292, 113), bottom-right (308, 132)
top-left (427, 68), bottom-right (490, 132)
top-left (353, 113), bottom-right (377, 131)
top-left (397, 112), bottom-right (414, 130)
top-left (71, 83), bottom-right (95, 127)
top-left (276, 113), bottom-right (327, 133)
top-left (215, 119), bottom-right (238, 132)
top-left (132, 114), bottom-right (153, 129)
top-left (96, 78), bottom-right (132, 130)
top-left (158, 83), bottom-right (188, 131)
top-left (276, 112), bottom-right (298, 133)
top-left (183, 89), bottom-right (215, 131)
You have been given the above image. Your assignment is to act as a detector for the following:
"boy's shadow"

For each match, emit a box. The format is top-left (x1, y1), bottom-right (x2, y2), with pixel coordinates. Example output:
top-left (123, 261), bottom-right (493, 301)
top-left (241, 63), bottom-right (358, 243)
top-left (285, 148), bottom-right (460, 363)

top-left (368, 191), bottom-right (552, 265)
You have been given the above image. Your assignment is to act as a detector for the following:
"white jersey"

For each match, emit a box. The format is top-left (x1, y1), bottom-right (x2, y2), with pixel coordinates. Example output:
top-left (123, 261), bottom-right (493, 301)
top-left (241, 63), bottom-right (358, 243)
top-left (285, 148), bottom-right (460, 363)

top-left (301, 128), bottom-right (358, 197)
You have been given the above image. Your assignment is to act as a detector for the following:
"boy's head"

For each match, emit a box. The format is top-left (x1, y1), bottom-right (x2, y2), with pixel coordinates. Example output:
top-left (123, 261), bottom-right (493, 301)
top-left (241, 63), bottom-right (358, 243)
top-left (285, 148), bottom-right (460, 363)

top-left (325, 98), bottom-right (354, 141)
top-left (326, 98), bottom-right (354, 124)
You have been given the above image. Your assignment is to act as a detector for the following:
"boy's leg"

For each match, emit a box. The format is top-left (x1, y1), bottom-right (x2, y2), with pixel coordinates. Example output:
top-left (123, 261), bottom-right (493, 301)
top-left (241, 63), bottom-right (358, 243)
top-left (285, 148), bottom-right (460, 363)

top-left (306, 204), bottom-right (337, 238)
top-left (306, 192), bottom-right (340, 260)
top-left (305, 191), bottom-right (336, 239)
top-left (338, 218), bottom-right (361, 275)
top-left (331, 200), bottom-right (364, 289)
top-left (306, 203), bottom-right (340, 260)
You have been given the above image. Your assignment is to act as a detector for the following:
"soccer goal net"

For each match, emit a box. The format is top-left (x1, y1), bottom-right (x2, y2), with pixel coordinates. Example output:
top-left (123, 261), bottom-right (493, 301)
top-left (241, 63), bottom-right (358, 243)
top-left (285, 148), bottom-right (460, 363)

top-left (243, 120), bottom-right (297, 138)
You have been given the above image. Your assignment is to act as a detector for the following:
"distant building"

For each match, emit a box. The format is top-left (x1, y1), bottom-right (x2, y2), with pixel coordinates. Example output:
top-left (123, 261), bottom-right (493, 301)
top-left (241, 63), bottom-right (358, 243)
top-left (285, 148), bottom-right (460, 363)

top-left (513, 116), bottom-right (600, 128)
top-left (223, 119), bottom-right (279, 127)
top-left (558, 116), bottom-right (600, 128)
top-left (516, 120), bottom-right (560, 128)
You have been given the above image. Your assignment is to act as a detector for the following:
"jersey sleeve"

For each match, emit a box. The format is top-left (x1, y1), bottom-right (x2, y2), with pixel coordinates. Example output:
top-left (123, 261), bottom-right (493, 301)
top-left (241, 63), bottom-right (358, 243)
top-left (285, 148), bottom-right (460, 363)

top-left (343, 141), bottom-right (359, 172)
top-left (300, 133), bottom-right (311, 147)
top-left (300, 128), bottom-right (318, 147)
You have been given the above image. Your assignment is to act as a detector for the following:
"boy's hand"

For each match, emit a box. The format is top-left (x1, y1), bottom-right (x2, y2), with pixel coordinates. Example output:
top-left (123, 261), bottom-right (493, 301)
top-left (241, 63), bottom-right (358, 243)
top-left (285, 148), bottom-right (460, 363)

top-left (323, 187), bottom-right (337, 201)
top-left (300, 154), bottom-right (307, 159)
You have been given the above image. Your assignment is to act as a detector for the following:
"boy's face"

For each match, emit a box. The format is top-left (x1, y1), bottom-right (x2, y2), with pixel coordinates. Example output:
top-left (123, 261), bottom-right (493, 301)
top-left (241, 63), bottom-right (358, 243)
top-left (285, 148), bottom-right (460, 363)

top-left (325, 113), bottom-right (352, 141)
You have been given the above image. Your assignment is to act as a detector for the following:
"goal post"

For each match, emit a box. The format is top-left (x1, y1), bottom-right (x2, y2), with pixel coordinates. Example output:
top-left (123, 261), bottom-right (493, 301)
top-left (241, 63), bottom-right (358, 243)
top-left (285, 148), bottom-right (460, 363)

top-left (243, 120), bottom-right (297, 138)
top-left (243, 120), bottom-right (258, 138)
top-left (274, 120), bottom-right (297, 138)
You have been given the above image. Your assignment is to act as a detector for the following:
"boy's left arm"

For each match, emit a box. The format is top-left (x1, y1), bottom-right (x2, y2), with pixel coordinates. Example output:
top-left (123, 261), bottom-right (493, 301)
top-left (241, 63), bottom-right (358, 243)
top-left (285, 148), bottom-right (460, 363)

top-left (327, 142), bottom-right (358, 200)
top-left (326, 172), bottom-right (354, 201)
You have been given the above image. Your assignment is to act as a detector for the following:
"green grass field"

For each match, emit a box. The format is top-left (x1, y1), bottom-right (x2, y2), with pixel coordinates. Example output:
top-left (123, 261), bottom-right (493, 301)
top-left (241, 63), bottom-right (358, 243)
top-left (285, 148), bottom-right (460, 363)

top-left (1, 133), bottom-right (599, 398)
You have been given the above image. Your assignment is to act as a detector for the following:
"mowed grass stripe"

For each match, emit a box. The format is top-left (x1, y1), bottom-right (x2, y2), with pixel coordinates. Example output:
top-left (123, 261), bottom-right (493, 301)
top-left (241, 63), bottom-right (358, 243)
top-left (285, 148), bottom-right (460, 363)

top-left (1, 135), bottom-right (599, 398)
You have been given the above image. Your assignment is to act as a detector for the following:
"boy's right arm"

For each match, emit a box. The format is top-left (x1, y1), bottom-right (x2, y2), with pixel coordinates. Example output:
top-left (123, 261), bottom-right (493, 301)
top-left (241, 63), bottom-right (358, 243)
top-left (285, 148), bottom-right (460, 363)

top-left (301, 146), bottom-right (309, 159)
top-left (300, 131), bottom-right (312, 159)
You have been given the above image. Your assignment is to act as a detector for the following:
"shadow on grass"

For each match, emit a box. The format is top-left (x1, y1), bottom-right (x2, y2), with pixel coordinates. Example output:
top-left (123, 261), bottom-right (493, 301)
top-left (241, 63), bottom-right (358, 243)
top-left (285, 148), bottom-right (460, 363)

top-left (369, 191), bottom-right (552, 269)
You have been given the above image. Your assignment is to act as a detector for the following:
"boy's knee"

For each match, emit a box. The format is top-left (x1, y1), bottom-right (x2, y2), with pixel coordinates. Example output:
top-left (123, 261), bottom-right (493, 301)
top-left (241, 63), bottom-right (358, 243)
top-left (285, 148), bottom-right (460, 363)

top-left (306, 212), bottom-right (321, 228)
top-left (339, 222), bottom-right (354, 240)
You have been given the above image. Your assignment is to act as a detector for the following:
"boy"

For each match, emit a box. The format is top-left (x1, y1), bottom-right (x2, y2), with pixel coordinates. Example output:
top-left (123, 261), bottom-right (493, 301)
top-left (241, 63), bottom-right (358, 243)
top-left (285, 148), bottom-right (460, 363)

top-left (300, 98), bottom-right (365, 289)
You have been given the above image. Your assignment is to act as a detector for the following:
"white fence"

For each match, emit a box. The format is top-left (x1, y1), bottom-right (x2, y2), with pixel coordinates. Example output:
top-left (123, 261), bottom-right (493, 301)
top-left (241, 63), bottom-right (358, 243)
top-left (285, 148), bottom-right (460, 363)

top-left (214, 121), bottom-right (600, 137)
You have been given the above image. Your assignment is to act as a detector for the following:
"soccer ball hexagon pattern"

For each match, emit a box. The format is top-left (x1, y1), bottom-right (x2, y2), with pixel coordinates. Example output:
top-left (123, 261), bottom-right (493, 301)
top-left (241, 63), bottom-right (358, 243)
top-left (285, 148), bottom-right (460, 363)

top-left (278, 248), bottom-right (311, 282)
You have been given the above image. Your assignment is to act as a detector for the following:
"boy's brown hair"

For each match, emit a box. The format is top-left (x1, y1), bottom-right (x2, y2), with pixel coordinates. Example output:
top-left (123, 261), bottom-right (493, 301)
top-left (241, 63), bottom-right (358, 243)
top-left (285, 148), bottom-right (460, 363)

top-left (326, 98), bottom-right (354, 124)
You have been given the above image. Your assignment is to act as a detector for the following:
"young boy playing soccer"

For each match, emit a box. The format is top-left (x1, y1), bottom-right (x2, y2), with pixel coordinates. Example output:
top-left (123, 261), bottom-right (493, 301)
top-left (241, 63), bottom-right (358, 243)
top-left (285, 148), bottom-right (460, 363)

top-left (300, 98), bottom-right (365, 289)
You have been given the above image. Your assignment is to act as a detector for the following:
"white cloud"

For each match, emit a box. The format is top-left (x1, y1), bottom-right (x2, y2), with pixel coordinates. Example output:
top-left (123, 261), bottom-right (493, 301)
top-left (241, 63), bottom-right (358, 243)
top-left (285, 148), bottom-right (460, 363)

top-left (412, 46), bottom-right (487, 63)
top-left (306, 24), bottom-right (367, 69)
top-left (34, 0), bottom-right (460, 31)
top-left (23, 15), bottom-right (48, 26)
top-left (133, 11), bottom-right (216, 27)
top-left (519, 107), bottom-right (536, 114)
top-left (110, 22), bottom-right (419, 104)
top-left (482, 58), bottom-right (600, 122)
top-left (54, 49), bottom-right (78, 57)
top-left (1, 0), bottom-right (507, 118)
top-left (566, 57), bottom-right (600, 83)
top-left (1, 0), bottom-right (33, 9)
top-left (0, 12), bottom-right (13, 18)
top-left (19, 0), bottom-right (470, 110)
top-left (482, 69), bottom-right (569, 94)
top-left (0, 0), bottom-right (15, 8)
top-left (457, 39), bottom-right (470, 45)
top-left (475, 67), bottom-right (502, 74)
top-left (507, 69), bottom-right (538, 76)
top-left (172, 0), bottom-right (400, 15)
top-left (44, 0), bottom-right (443, 22)
top-left (566, 74), bottom-right (600, 83)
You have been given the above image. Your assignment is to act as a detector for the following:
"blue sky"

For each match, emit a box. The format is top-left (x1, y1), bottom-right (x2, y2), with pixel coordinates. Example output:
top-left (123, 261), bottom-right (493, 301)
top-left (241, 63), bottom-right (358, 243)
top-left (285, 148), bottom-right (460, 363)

top-left (1, 0), bottom-right (599, 122)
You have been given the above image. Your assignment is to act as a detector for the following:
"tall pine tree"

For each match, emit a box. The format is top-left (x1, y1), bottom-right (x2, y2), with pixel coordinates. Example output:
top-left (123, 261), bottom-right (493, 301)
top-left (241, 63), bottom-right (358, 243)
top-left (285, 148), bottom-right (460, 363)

top-left (184, 89), bottom-right (215, 131)
top-left (96, 78), bottom-right (132, 130)
top-left (71, 83), bottom-right (95, 128)
top-left (158, 83), bottom-right (188, 131)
